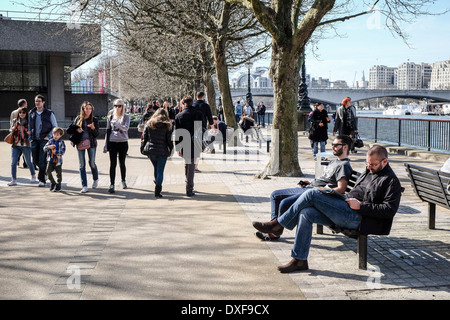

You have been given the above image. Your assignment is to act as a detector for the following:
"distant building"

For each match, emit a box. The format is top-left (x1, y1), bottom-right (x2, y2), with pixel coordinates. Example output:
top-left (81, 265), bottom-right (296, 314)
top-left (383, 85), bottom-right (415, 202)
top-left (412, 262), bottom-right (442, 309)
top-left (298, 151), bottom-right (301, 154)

top-left (430, 59), bottom-right (450, 90)
top-left (0, 18), bottom-right (116, 120)
top-left (356, 71), bottom-right (369, 89)
top-left (331, 80), bottom-right (349, 89)
top-left (369, 65), bottom-right (396, 89)
top-left (396, 62), bottom-right (432, 90)
top-left (310, 77), bottom-right (330, 89)
top-left (231, 66), bottom-right (272, 89)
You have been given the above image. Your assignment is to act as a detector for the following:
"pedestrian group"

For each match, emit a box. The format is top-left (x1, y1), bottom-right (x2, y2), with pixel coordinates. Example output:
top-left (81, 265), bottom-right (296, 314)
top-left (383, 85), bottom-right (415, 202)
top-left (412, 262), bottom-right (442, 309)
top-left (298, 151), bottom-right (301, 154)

top-left (5, 92), bottom-right (404, 274)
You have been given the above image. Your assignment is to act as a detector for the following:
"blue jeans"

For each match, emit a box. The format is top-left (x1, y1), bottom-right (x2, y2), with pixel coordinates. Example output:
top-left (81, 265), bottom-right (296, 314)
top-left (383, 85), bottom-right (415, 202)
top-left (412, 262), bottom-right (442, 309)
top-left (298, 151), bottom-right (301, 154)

top-left (77, 147), bottom-right (99, 187)
top-left (278, 189), bottom-right (362, 260)
top-left (149, 155), bottom-right (168, 186)
top-left (312, 141), bottom-right (326, 157)
top-left (11, 145), bottom-right (35, 180)
top-left (258, 114), bottom-right (265, 127)
top-left (270, 187), bottom-right (308, 220)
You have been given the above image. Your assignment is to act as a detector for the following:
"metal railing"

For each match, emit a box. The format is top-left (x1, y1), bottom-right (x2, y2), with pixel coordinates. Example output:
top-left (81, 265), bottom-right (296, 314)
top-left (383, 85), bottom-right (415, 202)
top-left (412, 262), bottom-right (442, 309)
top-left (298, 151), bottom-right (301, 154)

top-left (0, 10), bottom-right (71, 22)
top-left (356, 116), bottom-right (450, 153)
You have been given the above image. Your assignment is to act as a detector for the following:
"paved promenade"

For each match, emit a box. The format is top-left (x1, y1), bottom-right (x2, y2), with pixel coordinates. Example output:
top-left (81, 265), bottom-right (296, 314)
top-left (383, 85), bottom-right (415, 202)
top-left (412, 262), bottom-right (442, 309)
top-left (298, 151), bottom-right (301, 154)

top-left (0, 129), bottom-right (449, 301)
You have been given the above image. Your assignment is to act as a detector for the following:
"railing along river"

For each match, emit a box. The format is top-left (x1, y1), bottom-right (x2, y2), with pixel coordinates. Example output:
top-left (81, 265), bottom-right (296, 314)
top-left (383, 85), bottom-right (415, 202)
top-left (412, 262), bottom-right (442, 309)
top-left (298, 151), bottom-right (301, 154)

top-left (355, 116), bottom-right (450, 154)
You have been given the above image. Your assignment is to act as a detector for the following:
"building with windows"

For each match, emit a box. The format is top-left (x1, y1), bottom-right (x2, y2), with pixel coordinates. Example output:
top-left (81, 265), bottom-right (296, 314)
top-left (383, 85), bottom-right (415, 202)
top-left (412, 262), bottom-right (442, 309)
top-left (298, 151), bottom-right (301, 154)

top-left (231, 67), bottom-right (272, 89)
top-left (396, 62), bottom-right (432, 90)
top-left (430, 59), bottom-right (450, 90)
top-left (369, 65), bottom-right (396, 89)
top-left (0, 18), bottom-right (114, 121)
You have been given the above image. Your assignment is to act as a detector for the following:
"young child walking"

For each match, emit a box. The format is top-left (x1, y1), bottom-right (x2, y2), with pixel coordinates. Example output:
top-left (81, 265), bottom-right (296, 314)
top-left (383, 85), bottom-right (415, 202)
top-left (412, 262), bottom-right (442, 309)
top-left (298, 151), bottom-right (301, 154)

top-left (43, 127), bottom-right (66, 192)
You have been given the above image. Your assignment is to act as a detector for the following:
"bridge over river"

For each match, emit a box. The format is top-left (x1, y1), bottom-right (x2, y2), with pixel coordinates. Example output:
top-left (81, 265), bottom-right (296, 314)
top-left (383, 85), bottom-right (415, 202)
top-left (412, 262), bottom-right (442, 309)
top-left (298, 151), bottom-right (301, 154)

top-left (228, 88), bottom-right (450, 106)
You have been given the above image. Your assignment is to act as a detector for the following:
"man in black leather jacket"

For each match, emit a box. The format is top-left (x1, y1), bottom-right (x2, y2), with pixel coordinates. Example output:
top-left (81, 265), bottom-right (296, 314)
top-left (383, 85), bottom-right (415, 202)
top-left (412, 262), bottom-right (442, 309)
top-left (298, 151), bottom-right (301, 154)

top-left (252, 145), bottom-right (402, 273)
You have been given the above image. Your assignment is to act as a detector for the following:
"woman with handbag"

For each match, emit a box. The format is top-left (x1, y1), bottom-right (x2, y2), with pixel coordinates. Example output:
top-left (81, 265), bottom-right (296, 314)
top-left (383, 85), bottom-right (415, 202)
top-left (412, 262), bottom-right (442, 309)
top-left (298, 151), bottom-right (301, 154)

top-left (141, 108), bottom-right (174, 198)
top-left (68, 101), bottom-right (100, 193)
top-left (107, 99), bottom-right (130, 194)
top-left (333, 97), bottom-right (359, 153)
top-left (7, 107), bottom-right (36, 186)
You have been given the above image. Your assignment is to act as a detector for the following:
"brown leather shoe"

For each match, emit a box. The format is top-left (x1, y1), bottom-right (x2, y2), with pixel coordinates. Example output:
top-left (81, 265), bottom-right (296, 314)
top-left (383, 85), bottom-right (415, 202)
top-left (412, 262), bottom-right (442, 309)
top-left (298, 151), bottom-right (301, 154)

top-left (252, 219), bottom-right (284, 236)
top-left (278, 258), bottom-right (309, 273)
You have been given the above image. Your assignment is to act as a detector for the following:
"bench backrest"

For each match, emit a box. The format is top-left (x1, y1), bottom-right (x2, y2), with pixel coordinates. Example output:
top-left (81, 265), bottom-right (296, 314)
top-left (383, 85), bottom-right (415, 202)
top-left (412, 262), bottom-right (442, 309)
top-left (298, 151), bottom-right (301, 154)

top-left (346, 170), bottom-right (360, 192)
top-left (404, 163), bottom-right (450, 210)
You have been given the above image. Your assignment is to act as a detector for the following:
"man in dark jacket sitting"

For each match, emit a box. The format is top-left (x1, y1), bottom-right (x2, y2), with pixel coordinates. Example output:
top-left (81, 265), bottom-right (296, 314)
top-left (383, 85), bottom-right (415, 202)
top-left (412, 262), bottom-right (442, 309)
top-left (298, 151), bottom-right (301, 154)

top-left (252, 145), bottom-right (402, 273)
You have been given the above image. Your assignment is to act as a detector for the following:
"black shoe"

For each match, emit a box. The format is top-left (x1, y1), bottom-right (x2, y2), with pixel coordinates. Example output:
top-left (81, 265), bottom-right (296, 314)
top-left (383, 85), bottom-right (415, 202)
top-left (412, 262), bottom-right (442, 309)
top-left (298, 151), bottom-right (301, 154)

top-left (155, 185), bottom-right (163, 198)
top-left (108, 185), bottom-right (115, 193)
top-left (256, 231), bottom-right (280, 241)
top-left (53, 184), bottom-right (61, 192)
top-left (186, 191), bottom-right (195, 197)
top-left (50, 183), bottom-right (56, 191)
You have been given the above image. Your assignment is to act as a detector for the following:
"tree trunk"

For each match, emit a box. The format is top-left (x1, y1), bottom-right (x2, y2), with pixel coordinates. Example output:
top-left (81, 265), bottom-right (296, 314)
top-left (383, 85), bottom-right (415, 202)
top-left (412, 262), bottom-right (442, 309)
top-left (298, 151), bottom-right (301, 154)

top-left (204, 72), bottom-right (217, 116)
top-left (258, 40), bottom-right (303, 178)
top-left (214, 41), bottom-right (236, 129)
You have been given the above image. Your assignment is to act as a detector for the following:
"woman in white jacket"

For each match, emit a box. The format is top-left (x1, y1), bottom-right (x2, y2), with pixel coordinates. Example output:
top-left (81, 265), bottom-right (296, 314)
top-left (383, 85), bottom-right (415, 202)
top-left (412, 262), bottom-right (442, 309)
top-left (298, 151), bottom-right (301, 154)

top-left (106, 99), bottom-right (130, 193)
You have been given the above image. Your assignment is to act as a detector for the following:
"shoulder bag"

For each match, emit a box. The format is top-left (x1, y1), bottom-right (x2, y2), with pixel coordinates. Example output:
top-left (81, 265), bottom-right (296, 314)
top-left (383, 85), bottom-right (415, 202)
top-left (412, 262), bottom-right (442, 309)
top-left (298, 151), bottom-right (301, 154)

top-left (354, 134), bottom-right (364, 148)
top-left (4, 132), bottom-right (13, 144)
top-left (77, 138), bottom-right (91, 150)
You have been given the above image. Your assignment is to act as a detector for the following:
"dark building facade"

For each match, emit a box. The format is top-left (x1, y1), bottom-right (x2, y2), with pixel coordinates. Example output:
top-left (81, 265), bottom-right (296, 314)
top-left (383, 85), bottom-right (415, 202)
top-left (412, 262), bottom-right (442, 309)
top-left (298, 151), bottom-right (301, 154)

top-left (0, 18), bottom-right (114, 122)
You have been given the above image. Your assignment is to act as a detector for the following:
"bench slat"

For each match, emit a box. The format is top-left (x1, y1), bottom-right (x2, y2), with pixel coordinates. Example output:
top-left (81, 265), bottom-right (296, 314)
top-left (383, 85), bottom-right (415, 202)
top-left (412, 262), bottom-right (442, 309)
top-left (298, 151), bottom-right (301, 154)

top-left (413, 181), bottom-right (446, 195)
top-left (415, 194), bottom-right (449, 208)
top-left (404, 163), bottom-right (450, 225)
top-left (406, 170), bottom-right (441, 183)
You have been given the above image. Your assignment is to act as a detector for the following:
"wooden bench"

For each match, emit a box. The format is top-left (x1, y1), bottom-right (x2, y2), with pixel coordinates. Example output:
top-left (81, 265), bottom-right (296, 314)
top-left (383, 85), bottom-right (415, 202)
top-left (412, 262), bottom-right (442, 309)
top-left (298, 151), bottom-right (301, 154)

top-left (404, 163), bottom-right (450, 229)
top-left (254, 126), bottom-right (271, 152)
top-left (316, 170), bottom-right (403, 270)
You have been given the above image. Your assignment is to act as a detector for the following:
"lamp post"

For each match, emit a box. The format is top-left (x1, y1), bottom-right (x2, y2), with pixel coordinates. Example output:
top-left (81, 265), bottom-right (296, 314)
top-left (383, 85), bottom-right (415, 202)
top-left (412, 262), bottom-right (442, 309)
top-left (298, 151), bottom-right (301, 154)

top-left (298, 50), bottom-right (311, 111)
top-left (246, 61), bottom-right (254, 108)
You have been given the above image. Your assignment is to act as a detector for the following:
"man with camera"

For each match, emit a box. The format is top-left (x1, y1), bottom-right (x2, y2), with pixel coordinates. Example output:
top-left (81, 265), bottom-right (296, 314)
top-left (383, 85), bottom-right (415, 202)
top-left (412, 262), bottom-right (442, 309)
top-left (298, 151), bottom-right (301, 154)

top-left (256, 135), bottom-right (353, 241)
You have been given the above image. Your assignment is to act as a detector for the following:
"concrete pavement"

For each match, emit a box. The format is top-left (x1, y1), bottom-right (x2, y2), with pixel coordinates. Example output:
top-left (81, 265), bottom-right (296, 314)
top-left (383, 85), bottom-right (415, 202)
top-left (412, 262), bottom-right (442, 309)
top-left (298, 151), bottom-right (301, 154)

top-left (0, 128), bottom-right (449, 301)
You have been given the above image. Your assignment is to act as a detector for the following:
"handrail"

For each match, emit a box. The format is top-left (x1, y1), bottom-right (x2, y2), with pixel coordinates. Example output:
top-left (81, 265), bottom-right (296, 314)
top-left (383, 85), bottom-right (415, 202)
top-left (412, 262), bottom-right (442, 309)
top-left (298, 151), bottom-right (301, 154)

top-left (354, 116), bottom-right (450, 153)
top-left (358, 115), bottom-right (450, 123)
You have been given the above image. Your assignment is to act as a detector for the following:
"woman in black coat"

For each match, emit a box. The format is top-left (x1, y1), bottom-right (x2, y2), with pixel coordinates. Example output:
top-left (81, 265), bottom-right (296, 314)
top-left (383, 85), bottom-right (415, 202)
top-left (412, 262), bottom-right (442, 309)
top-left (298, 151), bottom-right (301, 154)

top-left (141, 108), bottom-right (174, 198)
top-left (308, 103), bottom-right (330, 159)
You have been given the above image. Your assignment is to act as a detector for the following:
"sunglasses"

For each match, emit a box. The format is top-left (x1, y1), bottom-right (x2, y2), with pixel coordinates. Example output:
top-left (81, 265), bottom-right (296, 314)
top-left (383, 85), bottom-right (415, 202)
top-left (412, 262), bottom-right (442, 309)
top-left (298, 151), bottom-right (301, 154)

top-left (19, 111), bottom-right (27, 114)
top-left (114, 105), bottom-right (123, 108)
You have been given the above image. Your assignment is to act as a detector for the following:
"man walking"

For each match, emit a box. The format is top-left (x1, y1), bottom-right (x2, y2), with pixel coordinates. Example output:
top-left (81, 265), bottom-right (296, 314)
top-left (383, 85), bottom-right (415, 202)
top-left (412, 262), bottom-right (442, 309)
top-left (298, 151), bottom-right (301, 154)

top-left (193, 91), bottom-right (213, 172)
top-left (28, 94), bottom-right (58, 186)
top-left (174, 95), bottom-right (204, 197)
top-left (234, 101), bottom-right (242, 125)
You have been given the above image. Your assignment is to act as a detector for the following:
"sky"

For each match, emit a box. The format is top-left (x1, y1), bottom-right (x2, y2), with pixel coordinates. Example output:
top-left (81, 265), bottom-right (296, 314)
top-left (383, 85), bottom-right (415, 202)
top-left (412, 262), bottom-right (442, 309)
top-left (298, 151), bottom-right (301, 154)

top-left (2, 0), bottom-right (450, 86)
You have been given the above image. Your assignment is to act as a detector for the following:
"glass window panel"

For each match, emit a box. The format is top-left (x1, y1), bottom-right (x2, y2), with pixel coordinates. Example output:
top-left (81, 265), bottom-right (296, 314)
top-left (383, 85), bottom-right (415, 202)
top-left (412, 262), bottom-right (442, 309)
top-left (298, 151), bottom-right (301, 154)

top-left (0, 65), bottom-right (23, 89)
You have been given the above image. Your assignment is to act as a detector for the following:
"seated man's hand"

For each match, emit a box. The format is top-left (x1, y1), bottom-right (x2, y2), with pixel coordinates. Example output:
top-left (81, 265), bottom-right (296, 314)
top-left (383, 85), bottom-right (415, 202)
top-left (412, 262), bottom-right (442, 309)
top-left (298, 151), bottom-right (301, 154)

top-left (345, 198), bottom-right (361, 210)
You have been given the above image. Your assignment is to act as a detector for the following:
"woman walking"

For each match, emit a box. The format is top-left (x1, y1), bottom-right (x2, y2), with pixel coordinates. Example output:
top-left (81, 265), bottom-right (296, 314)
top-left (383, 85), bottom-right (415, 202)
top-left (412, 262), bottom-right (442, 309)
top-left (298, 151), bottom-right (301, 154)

top-left (68, 101), bottom-right (100, 193)
top-left (106, 99), bottom-right (130, 193)
top-left (7, 107), bottom-right (36, 186)
top-left (141, 108), bottom-right (173, 198)
top-left (309, 103), bottom-right (330, 159)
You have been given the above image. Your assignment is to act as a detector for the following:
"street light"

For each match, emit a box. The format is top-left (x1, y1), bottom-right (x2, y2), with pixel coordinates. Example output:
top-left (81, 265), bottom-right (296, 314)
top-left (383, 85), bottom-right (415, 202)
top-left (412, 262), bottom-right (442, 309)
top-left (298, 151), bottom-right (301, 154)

top-left (298, 50), bottom-right (311, 111)
top-left (246, 61), bottom-right (254, 108)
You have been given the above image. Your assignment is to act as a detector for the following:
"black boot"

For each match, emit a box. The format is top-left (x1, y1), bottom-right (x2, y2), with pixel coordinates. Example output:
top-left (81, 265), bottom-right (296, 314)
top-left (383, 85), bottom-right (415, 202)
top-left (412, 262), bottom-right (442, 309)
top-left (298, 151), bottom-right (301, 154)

top-left (155, 185), bottom-right (163, 198)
